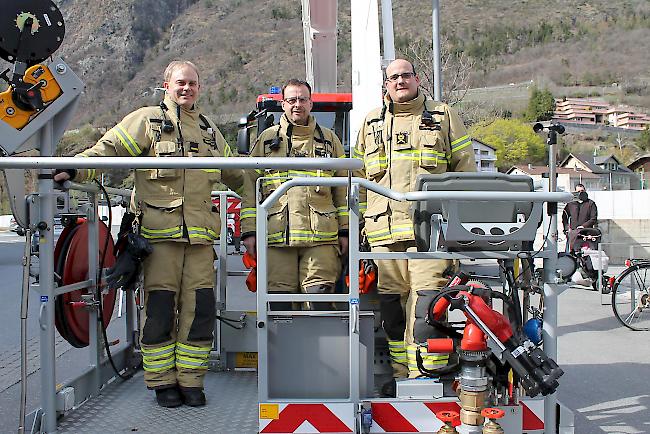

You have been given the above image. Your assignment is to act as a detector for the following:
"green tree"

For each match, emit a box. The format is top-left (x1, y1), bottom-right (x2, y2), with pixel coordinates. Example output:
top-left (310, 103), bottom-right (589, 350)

top-left (637, 126), bottom-right (650, 152)
top-left (524, 87), bottom-right (555, 122)
top-left (470, 118), bottom-right (546, 170)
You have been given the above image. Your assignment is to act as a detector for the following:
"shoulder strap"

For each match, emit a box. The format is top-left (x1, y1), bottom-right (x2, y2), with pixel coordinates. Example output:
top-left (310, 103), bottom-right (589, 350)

top-left (198, 113), bottom-right (212, 131)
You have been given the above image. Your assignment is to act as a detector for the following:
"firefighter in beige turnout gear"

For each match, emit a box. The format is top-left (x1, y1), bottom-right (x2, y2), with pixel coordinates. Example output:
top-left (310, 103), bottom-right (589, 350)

top-left (54, 61), bottom-right (242, 408)
top-left (354, 59), bottom-right (476, 393)
top-left (241, 79), bottom-right (348, 309)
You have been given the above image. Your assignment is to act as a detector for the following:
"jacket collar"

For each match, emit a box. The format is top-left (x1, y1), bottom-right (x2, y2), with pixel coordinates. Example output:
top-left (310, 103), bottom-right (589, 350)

top-left (163, 95), bottom-right (199, 120)
top-left (280, 114), bottom-right (316, 137)
top-left (385, 92), bottom-right (426, 116)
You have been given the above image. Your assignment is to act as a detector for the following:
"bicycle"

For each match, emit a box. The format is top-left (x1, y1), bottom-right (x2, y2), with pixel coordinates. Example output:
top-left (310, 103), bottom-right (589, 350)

top-left (610, 258), bottom-right (650, 331)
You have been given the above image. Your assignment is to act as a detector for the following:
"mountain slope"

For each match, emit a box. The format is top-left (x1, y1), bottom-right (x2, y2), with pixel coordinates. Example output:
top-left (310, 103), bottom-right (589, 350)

top-left (4, 0), bottom-right (648, 128)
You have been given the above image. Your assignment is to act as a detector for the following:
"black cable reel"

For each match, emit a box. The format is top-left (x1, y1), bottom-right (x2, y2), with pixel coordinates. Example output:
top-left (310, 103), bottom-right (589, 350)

top-left (0, 1), bottom-right (66, 125)
top-left (0, 0), bottom-right (65, 66)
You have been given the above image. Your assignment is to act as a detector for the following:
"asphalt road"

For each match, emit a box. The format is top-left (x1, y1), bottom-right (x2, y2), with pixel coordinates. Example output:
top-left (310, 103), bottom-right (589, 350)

top-left (0, 232), bottom-right (648, 433)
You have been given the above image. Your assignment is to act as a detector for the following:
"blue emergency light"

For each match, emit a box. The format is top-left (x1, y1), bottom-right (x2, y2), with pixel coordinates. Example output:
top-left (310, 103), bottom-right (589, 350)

top-left (269, 86), bottom-right (281, 94)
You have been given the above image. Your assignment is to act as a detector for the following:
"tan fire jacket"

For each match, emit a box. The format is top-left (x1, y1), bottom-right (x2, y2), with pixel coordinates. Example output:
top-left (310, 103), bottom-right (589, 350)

top-left (73, 96), bottom-right (242, 245)
top-left (354, 93), bottom-right (476, 246)
top-left (240, 114), bottom-right (348, 247)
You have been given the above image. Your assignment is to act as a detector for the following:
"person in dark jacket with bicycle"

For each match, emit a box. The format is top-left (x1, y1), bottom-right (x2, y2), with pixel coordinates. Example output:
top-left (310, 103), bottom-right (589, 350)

top-left (562, 184), bottom-right (598, 251)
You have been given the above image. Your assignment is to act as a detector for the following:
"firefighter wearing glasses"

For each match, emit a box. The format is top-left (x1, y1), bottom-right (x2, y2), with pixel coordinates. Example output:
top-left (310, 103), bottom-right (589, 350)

top-left (54, 61), bottom-right (242, 408)
top-left (240, 79), bottom-right (348, 310)
top-left (354, 59), bottom-right (476, 394)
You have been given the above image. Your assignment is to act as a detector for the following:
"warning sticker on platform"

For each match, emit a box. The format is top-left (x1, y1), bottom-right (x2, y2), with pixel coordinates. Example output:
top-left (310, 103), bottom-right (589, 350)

top-left (235, 352), bottom-right (258, 368)
top-left (260, 403), bottom-right (279, 420)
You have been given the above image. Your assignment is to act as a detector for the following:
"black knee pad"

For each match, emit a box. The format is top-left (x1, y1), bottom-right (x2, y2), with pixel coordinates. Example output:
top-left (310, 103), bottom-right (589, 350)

top-left (380, 293), bottom-right (405, 340)
top-left (414, 289), bottom-right (446, 344)
top-left (142, 290), bottom-right (176, 345)
top-left (188, 288), bottom-right (216, 342)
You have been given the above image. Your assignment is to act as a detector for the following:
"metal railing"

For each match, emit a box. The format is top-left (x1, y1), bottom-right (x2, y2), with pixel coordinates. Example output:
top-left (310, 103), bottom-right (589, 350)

top-left (0, 156), bottom-right (361, 433)
top-left (255, 174), bottom-right (572, 434)
top-left (0, 156), bottom-right (361, 171)
top-left (0, 155), bottom-right (575, 433)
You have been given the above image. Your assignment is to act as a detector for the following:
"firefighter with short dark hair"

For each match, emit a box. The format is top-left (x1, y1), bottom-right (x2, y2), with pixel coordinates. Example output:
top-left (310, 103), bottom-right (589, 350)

top-left (354, 58), bottom-right (476, 395)
top-left (54, 60), bottom-right (242, 408)
top-left (240, 79), bottom-right (348, 310)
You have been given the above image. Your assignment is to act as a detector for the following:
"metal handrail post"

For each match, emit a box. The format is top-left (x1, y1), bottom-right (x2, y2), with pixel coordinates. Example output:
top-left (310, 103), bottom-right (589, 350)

top-left (214, 192), bottom-right (229, 361)
top-left (219, 191), bottom-right (229, 285)
top-left (542, 179), bottom-right (559, 434)
top-left (348, 183), bottom-right (361, 403)
top-left (86, 192), bottom-right (101, 394)
top-left (256, 177), bottom-right (270, 402)
top-left (37, 121), bottom-right (57, 433)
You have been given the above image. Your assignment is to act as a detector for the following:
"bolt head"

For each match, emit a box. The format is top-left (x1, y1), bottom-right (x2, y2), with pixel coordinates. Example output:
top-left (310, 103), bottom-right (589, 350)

top-left (55, 64), bottom-right (66, 74)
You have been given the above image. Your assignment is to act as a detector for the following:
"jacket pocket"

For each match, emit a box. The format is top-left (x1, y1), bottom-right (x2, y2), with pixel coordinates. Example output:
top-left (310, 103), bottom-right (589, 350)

top-left (267, 202), bottom-right (288, 244)
top-left (200, 199), bottom-right (220, 241)
top-left (308, 202), bottom-right (339, 242)
top-left (152, 141), bottom-right (180, 179)
top-left (140, 198), bottom-right (184, 240)
top-left (418, 132), bottom-right (448, 170)
top-left (363, 140), bottom-right (386, 180)
top-left (363, 198), bottom-right (391, 244)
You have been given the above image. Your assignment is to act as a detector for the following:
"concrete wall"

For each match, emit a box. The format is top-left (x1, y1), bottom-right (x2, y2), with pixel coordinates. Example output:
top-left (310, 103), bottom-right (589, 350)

top-left (599, 219), bottom-right (650, 265)
top-left (590, 189), bottom-right (650, 219)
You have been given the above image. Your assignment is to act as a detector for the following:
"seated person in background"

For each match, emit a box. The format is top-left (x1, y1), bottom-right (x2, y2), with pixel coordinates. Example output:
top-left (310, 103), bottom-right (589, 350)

top-left (562, 184), bottom-right (597, 251)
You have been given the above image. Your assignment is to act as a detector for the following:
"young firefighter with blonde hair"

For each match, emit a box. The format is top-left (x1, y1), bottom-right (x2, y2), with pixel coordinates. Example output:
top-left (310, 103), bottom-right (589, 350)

top-left (55, 60), bottom-right (242, 408)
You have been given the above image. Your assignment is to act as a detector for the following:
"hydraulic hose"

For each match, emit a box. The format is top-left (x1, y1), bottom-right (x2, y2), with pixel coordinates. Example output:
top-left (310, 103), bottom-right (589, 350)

top-left (94, 180), bottom-right (131, 381)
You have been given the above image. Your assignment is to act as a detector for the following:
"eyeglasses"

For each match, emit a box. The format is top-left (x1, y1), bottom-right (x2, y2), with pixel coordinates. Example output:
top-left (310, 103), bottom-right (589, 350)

top-left (386, 72), bottom-right (416, 82)
top-left (283, 96), bottom-right (311, 105)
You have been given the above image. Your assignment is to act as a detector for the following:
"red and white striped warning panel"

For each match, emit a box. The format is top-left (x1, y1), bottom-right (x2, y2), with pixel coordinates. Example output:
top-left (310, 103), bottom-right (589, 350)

top-left (369, 401), bottom-right (459, 433)
top-left (259, 403), bottom-right (355, 433)
top-left (520, 399), bottom-right (545, 433)
top-left (368, 400), bottom-right (544, 433)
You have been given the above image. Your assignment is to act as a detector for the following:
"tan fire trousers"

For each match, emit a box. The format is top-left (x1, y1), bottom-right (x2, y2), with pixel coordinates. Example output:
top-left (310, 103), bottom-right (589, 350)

top-left (373, 241), bottom-right (453, 377)
top-left (140, 242), bottom-right (216, 390)
top-left (263, 244), bottom-right (341, 310)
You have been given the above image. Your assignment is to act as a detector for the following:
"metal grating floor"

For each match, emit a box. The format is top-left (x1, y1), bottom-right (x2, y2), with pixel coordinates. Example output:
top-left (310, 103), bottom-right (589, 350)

top-left (57, 370), bottom-right (259, 434)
